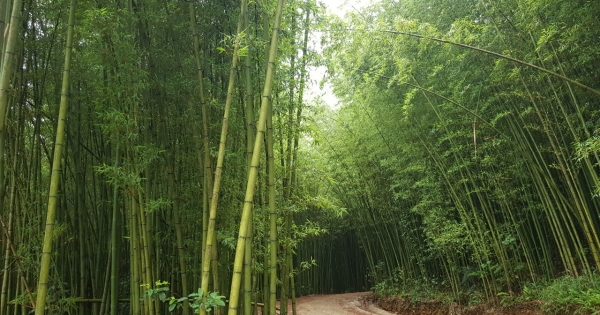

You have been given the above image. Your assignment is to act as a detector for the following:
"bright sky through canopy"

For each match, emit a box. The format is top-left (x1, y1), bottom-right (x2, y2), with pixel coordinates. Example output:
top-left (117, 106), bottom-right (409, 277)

top-left (306, 0), bottom-right (375, 108)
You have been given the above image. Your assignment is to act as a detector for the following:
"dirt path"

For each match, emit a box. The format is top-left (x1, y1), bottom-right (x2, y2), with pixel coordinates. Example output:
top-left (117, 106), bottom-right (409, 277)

top-left (263, 293), bottom-right (544, 315)
top-left (280, 292), bottom-right (395, 315)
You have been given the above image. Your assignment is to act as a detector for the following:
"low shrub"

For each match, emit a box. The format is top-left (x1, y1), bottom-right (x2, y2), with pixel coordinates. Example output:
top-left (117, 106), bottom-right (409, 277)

top-left (521, 273), bottom-right (600, 314)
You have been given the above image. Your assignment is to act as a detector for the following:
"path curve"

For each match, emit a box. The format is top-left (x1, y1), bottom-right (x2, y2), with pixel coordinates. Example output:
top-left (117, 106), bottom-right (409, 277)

top-left (286, 292), bottom-right (395, 315)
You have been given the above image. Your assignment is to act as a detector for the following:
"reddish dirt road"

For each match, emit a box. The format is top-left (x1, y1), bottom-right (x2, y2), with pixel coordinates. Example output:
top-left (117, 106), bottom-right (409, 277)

top-left (279, 292), bottom-right (395, 315)
top-left (271, 293), bottom-right (544, 315)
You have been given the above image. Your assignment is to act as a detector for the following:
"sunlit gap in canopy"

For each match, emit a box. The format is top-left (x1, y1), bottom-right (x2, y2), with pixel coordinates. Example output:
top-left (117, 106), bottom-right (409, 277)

top-left (305, 0), bottom-right (377, 110)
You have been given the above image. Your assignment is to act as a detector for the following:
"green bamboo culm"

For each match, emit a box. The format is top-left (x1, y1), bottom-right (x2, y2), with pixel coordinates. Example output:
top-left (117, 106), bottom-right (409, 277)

top-left (0, 0), bottom-right (24, 309)
top-left (187, 1), bottom-right (214, 286)
top-left (267, 97), bottom-right (277, 315)
top-left (199, 1), bottom-right (247, 314)
top-left (0, 0), bottom-right (9, 70)
top-left (228, 1), bottom-right (285, 314)
top-left (35, 0), bottom-right (76, 313)
top-left (110, 142), bottom-right (120, 315)
top-left (242, 0), bottom-right (255, 313)
top-left (261, 4), bottom-right (278, 314)
top-left (0, 2), bottom-right (24, 278)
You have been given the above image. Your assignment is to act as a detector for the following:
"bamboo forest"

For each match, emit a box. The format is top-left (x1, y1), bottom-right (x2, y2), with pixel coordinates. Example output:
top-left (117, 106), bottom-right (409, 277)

top-left (0, 0), bottom-right (599, 314)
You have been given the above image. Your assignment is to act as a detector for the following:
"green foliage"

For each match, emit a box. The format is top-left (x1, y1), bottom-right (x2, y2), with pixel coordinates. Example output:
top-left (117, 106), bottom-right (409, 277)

top-left (142, 281), bottom-right (226, 314)
top-left (299, 258), bottom-right (318, 271)
top-left (144, 198), bottom-right (173, 213)
top-left (371, 266), bottom-right (447, 303)
top-left (96, 108), bottom-right (137, 141)
top-left (293, 219), bottom-right (328, 240)
top-left (3, 0), bottom-right (332, 312)
top-left (496, 291), bottom-right (517, 307)
top-left (168, 288), bottom-right (226, 314)
top-left (94, 143), bottom-right (164, 189)
top-left (94, 164), bottom-right (141, 188)
top-left (6, 0), bottom-right (600, 310)
top-left (141, 280), bottom-right (171, 303)
top-left (12, 280), bottom-right (82, 315)
top-left (521, 274), bottom-right (600, 315)
top-left (190, 289), bottom-right (226, 314)
top-left (575, 136), bottom-right (600, 160)
top-left (368, 261), bottom-right (388, 285)
top-left (302, 195), bottom-right (347, 218)
top-left (217, 31), bottom-right (249, 56)
top-left (575, 135), bottom-right (600, 196)
top-left (315, 0), bottom-right (600, 303)
top-left (373, 270), bottom-right (600, 312)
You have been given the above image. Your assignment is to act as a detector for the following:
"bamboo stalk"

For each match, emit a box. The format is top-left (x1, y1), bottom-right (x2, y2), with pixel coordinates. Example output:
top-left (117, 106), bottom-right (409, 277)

top-left (229, 2), bottom-right (284, 314)
top-left (199, 1), bottom-right (247, 312)
top-left (34, 1), bottom-right (75, 312)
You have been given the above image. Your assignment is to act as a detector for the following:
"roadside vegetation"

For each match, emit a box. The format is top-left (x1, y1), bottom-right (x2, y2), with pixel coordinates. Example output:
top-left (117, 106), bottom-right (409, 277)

top-left (312, 0), bottom-right (600, 314)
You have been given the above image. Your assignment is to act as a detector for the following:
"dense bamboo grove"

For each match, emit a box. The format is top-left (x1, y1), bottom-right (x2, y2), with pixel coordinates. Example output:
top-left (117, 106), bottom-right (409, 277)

top-left (0, 0), bottom-right (331, 314)
top-left (0, 0), bottom-right (599, 314)
top-left (310, 0), bottom-right (600, 306)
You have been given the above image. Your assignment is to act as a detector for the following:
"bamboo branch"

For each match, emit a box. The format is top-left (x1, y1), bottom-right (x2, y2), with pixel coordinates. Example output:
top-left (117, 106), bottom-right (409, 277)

top-left (372, 29), bottom-right (600, 97)
top-left (354, 68), bottom-right (506, 135)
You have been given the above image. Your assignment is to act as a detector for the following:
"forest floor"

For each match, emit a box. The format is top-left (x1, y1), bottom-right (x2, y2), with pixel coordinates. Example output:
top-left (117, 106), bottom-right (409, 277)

top-left (273, 292), bottom-right (545, 315)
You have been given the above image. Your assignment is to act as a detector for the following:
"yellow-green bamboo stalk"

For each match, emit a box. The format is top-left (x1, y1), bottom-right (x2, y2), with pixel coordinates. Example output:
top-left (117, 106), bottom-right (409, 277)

top-left (508, 115), bottom-right (578, 274)
top-left (242, 2), bottom-right (255, 313)
top-left (211, 232), bottom-right (221, 315)
top-left (229, 1), bottom-right (284, 314)
top-left (261, 4), bottom-right (277, 314)
top-left (0, 1), bottom-right (22, 269)
top-left (262, 245), bottom-right (270, 315)
top-left (34, 1), bottom-right (75, 313)
top-left (243, 210), bottom-right (253, 315)
top-left (110, 142), bottom-right (120, 315)
top-left (189, 0), bottom-right (215, 304)
top-left (187, 3), bottom-right (214, 273)
top-left (0, 0), bottom-right (21, 124)
top-left (170, 155), bottom-right (190, 315)
top-left (288, 243), bottom-right (297, 315)
top-left (280, 213), bottom-right (290, 315)
top-left (1, 110), bottom-right (22, 314)
top-left (0, 0), bottom-right (8, 69)
top-left (137, 192), bottom-right (155, 315)
top-left (521, 79), bottom-right (598, 271)
top-left (199, 1), bottom-right (247, 313)
top-left (531, 49), bottom-right (600, 268)
top-left (130, 191), bottom-right (142, 315)
top-left (267, 96), bottom-right (277, 315)
top-left (0, 198), bottom-right (12, 315)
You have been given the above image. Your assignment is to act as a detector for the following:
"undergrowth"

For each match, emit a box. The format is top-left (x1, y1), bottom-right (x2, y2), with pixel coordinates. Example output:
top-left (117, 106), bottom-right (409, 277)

top-left (371, 267), bottom-right (449, 303)
top-left (372, 270), bottom-right (600, 314)
top-left (520, 273), bottom-right (600, 314)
